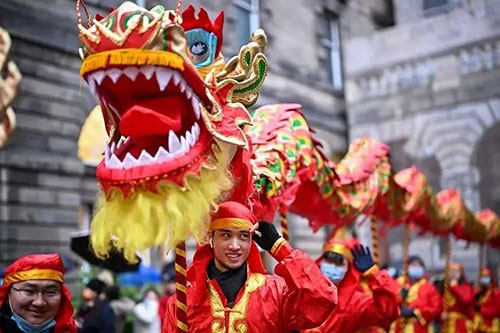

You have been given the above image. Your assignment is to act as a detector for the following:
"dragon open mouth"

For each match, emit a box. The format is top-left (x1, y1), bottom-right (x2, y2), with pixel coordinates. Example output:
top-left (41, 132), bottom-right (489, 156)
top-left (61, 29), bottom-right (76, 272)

top-left (83, 61), bottom-right (213, 184)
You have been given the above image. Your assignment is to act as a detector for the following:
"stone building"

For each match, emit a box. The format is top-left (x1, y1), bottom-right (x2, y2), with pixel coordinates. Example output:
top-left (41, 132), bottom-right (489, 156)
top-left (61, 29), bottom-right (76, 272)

top-left (343, 0), bottom-right (500, 278)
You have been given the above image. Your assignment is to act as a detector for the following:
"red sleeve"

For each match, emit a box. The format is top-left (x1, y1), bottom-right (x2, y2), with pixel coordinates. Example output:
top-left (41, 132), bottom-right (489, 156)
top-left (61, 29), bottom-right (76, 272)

top-left (162, 295), bottom-right (178, 333)
top-left (357, 268), bottom-right (401, 329)
top-left (480, 289), bottom-right (500, 319)
top-left (450, 283), bottom-right (475, 306)
top-left (412, 282), bottom-right (443, 326)
top-left (272, 244), bottom-right (338, 331)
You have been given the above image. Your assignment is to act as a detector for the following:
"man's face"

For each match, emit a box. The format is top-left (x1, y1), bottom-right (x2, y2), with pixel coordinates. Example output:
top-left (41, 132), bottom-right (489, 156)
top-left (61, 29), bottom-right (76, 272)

top-left (9, 280), bottom-right (61, 325)
top-left (212, 228), bottom-right (252, 272)
top-left (449, 269), bottom-right (462, 282)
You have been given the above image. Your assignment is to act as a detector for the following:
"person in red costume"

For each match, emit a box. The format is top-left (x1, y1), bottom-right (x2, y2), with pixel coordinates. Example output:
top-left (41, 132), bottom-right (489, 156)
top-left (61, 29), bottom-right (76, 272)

top-left (473, 268), bottom-right (500, 333)
top-left (303, 235), bottom-right (400, 333)
top-left (390, 256), bottom-right (443, 333)
top-left (163, 201), bottom-right (338, 332)
top-left (0, 253), bottom-right (76, 333)
top-left (441, 262), bottom-right (475, 332)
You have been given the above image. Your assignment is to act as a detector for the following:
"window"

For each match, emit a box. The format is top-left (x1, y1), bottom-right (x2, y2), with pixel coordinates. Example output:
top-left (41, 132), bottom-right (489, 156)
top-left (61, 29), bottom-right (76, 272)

top-left (423, 0), bottom-right (455, 16)
top-left (320, 12), bottom-right (343, 91)
top-left (423, 0), bottom-right (448, 10)
top-left (233, 0), bottom-right (260, 46)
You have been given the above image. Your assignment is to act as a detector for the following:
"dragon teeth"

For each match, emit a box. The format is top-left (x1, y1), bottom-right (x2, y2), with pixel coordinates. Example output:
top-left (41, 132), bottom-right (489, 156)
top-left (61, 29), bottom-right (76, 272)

top-left (106, 68), bottom-right (122, 83)
top-left (123, 67), bottom-right (140, 81)
top-left (93, 70), bottom-right (106, 85)
top-left (156, 68), bottom-right (172, 91)
top-left (191, 96), bottom-right (201, 120)
top-left (103, 122), bottom-right (202, 170)
top-left (140, 66), bottom-right (156, 80)
top-left (168, 130), bottom-right (182, 156)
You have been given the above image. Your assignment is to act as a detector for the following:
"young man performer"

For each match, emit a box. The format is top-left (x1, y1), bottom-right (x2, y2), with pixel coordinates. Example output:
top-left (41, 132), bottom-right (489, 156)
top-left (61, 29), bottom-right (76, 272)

top-left (164, 201), bottom-right (338, 332)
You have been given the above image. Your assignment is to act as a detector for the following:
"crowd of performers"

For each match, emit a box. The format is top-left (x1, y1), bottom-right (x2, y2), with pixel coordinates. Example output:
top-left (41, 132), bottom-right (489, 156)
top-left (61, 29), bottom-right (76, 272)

top-left (0, 202), bottom-right (498, 333)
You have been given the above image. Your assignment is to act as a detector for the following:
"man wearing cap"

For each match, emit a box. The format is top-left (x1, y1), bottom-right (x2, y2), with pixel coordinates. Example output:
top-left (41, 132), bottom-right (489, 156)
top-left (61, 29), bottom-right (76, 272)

top-left (0, 253), bottom-right (76, 333)
top-left (473, 268), bottom-right (500, 333)
top-left (391, 255), bottom-right (443, 333)
top-left (163, 201), bottom-right (338, 332)
top-left (441, 262), bottom-right (475, 333)
top-left (303, 235), bottom-right (400, 332)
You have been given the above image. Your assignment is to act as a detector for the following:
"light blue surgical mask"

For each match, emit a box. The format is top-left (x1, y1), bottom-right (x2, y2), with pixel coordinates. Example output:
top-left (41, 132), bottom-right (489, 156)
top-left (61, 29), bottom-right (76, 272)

top-left (11, 308), bottom-right (56, 333)
top-left (408, 266), bottom-right (424, 280)
top-left (480, 276), bottom-right (491, 286)
top-left (320, 262), bottom-right (347, 283)
top-left (387, 267), bottom-right (397, 279)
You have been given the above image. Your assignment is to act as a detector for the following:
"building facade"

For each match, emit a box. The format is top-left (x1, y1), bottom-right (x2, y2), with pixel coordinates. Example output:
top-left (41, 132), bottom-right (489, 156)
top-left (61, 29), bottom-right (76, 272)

top-left (343, 0), bottom-right (500, 278)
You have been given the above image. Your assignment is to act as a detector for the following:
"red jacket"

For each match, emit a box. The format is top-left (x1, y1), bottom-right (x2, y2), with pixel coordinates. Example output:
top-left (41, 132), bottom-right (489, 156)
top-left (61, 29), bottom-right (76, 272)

top-left (303, 266), bottom-right (400, 332)
top-left (474, 286), bottom-right (500, 333)
top-left (445, 282), bottom-right (475, 333)
top-left (391, 278), bottom-right (443, 333)
top-left (163, 243), bottom-right (337, 332)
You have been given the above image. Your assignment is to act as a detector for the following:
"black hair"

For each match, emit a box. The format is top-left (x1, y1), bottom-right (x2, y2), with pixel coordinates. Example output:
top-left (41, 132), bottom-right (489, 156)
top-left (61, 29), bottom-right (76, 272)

top-left (408, 255), bottom-right (426, 269)
top-left (322, 251), bottom-right (346, 265)
top-left (106, 286), bottom-right (120, 301)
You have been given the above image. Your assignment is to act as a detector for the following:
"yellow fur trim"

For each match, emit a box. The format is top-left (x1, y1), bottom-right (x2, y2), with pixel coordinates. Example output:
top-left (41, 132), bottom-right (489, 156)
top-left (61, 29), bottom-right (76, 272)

top-left (90, 147), bottom-right (233, 262)
top-left (80, 49), bottom-right (184, 76)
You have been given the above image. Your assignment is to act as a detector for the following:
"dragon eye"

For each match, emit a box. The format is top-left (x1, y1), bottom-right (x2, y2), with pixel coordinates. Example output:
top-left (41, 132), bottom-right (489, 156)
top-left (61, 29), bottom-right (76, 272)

top-left (190, 42), bottom-right (208, 56)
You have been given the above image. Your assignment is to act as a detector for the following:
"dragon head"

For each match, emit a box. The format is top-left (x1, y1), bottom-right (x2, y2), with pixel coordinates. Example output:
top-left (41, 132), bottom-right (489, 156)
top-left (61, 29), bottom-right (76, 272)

top-left (78, 2), bottom-right (267, 260)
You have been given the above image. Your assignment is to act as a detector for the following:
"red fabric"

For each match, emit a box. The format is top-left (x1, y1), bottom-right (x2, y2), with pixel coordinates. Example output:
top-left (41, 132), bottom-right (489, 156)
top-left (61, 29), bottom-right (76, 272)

top-left (304, 239), bottom-right (400, 332)
top-left (447, 282), bottom-right (475, 333)
top-left (391, 278), bottom-right (443, 333)
top-left (163, 247), bottom-right (337, 332)
top-left (475, 286), bottom-right (500, 331)
top-left (0, 254), bottom-right (76, 333)
top-left (449, 282), bottom-right (475, 316)
top-left (158, 294), bottom-right (171, 327)
top-left (303, 269), bottom-right (400, 332)
top-left (211, 201), bottom-right (257, 225)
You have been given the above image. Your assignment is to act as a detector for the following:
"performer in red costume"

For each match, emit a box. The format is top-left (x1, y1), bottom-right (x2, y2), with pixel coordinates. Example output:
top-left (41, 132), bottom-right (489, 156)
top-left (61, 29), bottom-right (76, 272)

top-left (473, 268), bottom-right (500, 333)
top-left (0, 253), bottom-right (76, 333)
top-left (303, 234), bottom-right (400, 333)
top-left (391, 256), bottom-right (443, 333)
top-left (441, 262), bottom-right (475, 333)
top-left (163, 201), bottom-right (338, 332)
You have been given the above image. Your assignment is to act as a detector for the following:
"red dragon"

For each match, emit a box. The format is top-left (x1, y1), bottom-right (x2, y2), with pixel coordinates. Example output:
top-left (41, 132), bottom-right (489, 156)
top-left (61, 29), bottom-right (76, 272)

top-left (78, 2), bottom-right (390, 261)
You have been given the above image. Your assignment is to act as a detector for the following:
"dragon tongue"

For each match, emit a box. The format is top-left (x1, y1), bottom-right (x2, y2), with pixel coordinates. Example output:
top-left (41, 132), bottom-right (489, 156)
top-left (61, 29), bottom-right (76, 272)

top-left (119, 104), bottom-right (182, 137)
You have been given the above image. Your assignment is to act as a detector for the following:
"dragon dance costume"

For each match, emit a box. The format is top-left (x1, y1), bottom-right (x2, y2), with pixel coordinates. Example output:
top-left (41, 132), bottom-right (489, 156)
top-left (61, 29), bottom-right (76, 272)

top-left (303, 237), bottom-right (400, 333)
top-left (474, 268), bottom-right (500, 333)
top-left (442, 263), bottom-right (475, 333)
top-left (163, 201), bottom-right (337, 332)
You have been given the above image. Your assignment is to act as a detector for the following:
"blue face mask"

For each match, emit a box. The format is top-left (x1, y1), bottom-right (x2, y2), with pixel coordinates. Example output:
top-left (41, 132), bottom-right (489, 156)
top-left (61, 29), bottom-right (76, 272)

top-left (320, 262), bottom-right (347, 283)
top-left (408, 266), bottom-right (424, 280)
top-left (11, 309), bottom-right (56, 333)
top-left (387, 267), bottom-right (397, 279)
top-left (480, 276), bottom-right (491, 286)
